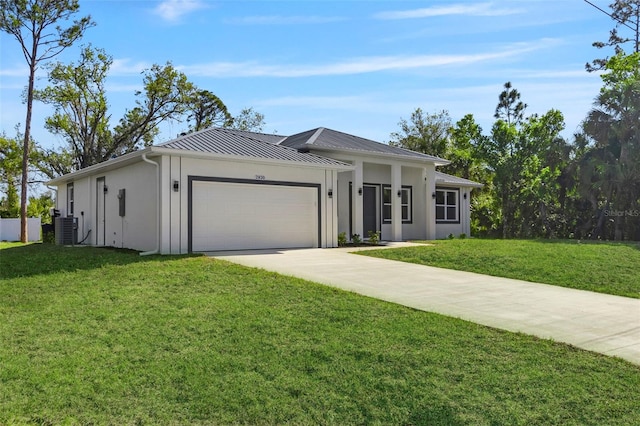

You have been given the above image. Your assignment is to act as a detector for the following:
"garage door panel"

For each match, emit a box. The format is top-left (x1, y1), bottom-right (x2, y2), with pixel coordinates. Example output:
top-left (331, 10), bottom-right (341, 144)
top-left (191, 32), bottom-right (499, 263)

top-left (191, 181), bottom-right (318, 251)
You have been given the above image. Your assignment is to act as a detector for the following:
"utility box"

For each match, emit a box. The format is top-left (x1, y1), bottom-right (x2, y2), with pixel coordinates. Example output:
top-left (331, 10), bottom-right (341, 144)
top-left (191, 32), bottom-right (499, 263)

top-left (55, 217), bottom-right (77, 245)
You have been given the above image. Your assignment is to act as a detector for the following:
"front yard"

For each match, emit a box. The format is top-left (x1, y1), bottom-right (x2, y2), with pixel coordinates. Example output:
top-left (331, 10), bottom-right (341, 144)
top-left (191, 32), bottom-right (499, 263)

top-left (1, 243), bottom-right (639, 424)
top-left (361, 239), bottom-right (640, 298)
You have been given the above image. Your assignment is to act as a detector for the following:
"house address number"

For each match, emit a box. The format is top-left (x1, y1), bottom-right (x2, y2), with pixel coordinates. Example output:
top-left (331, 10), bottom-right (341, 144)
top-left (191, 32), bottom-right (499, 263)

top-left (255, 174), bottom-right (266, 180)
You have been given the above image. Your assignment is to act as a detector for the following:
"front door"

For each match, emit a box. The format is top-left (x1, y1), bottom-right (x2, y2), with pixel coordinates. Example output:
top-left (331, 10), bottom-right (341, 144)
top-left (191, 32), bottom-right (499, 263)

top-left (363, 185), bottom-right (378, 238)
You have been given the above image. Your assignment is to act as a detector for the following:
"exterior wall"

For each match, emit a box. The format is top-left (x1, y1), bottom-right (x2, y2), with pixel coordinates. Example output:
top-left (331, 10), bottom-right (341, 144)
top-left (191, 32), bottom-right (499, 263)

top-left (435, 186), bottom-right (472, 239)
top-left (55, 162), bottom-right (158, 251)
top-left (330, 152), bottom-right (432, 242)
top-left (166, 155), bottom-right (338, 254)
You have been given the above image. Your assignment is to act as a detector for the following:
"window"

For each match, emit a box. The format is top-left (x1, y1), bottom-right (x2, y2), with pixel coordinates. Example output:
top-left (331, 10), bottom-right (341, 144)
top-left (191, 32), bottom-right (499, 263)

top-left (382, 186), bottom-right (412, 223)
top-left (67, 183), bottom-right (74, 216)
top-left (435, 188), bottom-right (458, 223)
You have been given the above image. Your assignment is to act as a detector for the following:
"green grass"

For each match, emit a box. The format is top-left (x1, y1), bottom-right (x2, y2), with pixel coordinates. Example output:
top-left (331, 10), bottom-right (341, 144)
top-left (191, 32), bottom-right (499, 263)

top-left (361, 239), bottom-right (640, 298)
top-left (1, 243), bottom-right (639, 425)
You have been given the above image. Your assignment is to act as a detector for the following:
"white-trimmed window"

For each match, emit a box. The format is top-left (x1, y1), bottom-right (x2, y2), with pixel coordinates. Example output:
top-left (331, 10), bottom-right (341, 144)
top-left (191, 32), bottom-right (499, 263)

top-left (436, 188), bottom-right (458, 223)
top-left (67, 183), bottom-right (74, 216)
top-left (383, 186), bottom-right (412, 223)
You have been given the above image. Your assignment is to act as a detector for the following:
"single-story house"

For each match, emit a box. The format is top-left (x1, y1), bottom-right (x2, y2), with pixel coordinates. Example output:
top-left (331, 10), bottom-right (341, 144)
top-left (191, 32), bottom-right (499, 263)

top-left (47, 127), bottom-right (482, 254)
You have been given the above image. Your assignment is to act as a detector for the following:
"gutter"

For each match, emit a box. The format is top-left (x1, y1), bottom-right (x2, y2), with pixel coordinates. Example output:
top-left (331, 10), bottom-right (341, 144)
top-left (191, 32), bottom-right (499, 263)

top-left (140, 153), bottom-right (160, 256)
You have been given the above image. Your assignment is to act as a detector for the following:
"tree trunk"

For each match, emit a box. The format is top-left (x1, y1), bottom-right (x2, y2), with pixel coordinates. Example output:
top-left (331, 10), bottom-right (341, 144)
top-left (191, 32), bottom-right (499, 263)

top-left (20, 61), bottom-right (37, 243)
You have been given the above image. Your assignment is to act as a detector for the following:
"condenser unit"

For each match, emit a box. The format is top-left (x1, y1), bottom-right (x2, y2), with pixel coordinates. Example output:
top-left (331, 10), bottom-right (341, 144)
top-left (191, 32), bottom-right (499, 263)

top-left (55, 216), bottom-right (77, 245)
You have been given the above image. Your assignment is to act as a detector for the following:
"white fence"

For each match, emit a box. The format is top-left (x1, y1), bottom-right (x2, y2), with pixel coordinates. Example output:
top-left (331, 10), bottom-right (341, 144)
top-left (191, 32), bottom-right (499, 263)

top-left (0, 218), bottom-right (42, 242)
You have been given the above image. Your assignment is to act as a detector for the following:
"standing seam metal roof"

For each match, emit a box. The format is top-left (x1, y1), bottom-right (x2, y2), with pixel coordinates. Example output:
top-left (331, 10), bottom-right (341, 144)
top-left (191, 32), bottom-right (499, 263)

top-left (279, 127), bottom-right (449, 163)
top-left (157, 127), bottom-right (350, 166)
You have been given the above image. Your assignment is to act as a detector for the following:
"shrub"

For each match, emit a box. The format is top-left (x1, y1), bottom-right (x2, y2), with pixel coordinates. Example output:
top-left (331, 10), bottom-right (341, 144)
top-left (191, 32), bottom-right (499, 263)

top-left (351, 234), bottom-right (361, 244)
top-left (368, 230), bottom-right (380, 245)
top-left (338, 232), bottom-right (348, 247)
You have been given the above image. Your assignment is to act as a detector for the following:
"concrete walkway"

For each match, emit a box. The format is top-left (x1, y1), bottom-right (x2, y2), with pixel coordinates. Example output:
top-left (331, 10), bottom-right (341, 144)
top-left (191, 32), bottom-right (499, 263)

top-left (211, 243), bottom-right (640, 365)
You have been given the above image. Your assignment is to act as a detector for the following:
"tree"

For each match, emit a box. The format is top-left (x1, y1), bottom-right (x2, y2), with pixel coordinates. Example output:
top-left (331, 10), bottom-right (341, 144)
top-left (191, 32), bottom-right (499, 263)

top-left (227, 107), bottom-right (266, 132)
top-left (187, 89), bottom-right (232, 132)
top-left (389, 108), bottom-right (451, 157)
top-left (34, 44), bottom-right (111, 173)
top-left (35, 45), bottom-right (198, 175)
top-left (0, 0), bottom-right (93, 242)
top-left (586, 0), bottom-right (640, 71)
top-left (494, 81), bottom-right (527, 127)
top-left (446, 114), bottom-right (495, 236)
top-left (0, 129), bottom-right (45, 217)
top-left (0, 133), bottom-right (21, 217)
top-left (579, 52), bottom-right (640, 239)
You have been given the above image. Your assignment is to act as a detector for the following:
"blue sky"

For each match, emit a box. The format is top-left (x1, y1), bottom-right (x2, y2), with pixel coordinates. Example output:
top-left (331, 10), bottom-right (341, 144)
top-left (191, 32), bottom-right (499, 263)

top-left (0, 0), bottom-right (621, 150)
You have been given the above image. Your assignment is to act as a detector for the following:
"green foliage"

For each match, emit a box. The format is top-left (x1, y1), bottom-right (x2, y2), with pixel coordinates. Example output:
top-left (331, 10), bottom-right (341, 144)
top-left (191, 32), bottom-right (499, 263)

top-left (187, 89), bottom-right (233, 132)
top-left (27, 192), bottom-right (54, 223)
top-left (389, 108), bottom-right (451, 157)
top-left (34, 45), bottom-right (235, 177)
top-left (337, 231), bottom-right (348, 246)
top-left (367, 230), bottom-right (380, 245)
top-left (351, 233), bottom-right (361, 244)
top-left (228, 107), bottom-right (266, 132)
top-left (578, 52), bottom-right (640, 240)
top-left (1, 244), bottom-right (639, 424)
top-left (586, 0), bottom-right (640, 71)
top-left (0, 0), bottom-right (94, 241)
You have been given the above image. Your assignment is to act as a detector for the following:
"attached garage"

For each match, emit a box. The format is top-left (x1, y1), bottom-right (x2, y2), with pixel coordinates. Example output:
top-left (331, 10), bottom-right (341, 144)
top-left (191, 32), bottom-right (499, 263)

top-left (189, 177), bottom-right (320, 252)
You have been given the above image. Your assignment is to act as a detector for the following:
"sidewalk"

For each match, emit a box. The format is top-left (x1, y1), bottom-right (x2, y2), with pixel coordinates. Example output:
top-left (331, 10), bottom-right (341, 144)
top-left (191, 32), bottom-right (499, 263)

top-left (212, 244), bottom-right (640, 365)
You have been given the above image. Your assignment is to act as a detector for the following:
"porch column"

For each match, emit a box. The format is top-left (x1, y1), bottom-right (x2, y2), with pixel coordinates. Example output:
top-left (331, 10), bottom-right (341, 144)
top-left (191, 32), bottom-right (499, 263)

top-left (425, 165), bottom-right (436, 240)
top-left (391, 163), bottom-right (402, 241)
top-left (352, 159), bottom-right (364, 240)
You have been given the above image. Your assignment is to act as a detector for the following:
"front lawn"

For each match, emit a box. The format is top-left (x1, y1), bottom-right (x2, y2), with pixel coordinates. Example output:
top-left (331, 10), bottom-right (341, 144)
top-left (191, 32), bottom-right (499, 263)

top-left (1, 243), bottom-right (639, 424)
top-left (361, 239), bottom-right (640, 298)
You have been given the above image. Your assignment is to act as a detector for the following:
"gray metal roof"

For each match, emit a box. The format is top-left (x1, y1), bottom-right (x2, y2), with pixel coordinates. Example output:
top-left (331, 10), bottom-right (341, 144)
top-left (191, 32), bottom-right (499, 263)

top-left (157, 127), bottom-right (351, 167)
top-left (279, 127), bottom-right (449, 164)
top-left (435, 171), bottom-right (483, 188)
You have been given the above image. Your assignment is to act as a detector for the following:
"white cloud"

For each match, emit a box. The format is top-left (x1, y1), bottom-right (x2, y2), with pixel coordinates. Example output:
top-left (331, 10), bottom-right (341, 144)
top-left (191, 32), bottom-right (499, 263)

top-left (374, 2), bottom-right (522, 20)
top-left (180, 41), bottom-right (546, 78)
top-left (229, 15), bottom-right (347, 25)
top-left (153, 0), bottom-right (208, 23)
top-left (110, 58), bottom-right (151, 75)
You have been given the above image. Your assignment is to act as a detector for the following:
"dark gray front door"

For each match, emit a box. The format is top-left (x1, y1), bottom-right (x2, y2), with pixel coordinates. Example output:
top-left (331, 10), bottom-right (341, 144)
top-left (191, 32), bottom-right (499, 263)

top-left (363, 185), bottom-right (377, 238)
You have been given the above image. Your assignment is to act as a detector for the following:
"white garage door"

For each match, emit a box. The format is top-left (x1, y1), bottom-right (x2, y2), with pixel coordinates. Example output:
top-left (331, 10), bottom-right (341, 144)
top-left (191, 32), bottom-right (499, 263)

top-left (191, 180), bottom-right (319, 252)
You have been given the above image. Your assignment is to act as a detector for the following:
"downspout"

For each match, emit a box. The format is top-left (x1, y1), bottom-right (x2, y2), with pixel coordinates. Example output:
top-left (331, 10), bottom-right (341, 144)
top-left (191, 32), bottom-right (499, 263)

top-left (140, 153), bottom-right (160, 256)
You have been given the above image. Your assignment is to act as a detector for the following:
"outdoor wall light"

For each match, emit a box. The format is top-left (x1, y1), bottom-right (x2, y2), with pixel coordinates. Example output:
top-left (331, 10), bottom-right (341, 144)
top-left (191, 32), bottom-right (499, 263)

top-left (463, 193), bottom-right (467, 199)
top-left (103, 185), bottom-right (108, 194)
top-left (397, 189), bottom-right (402, 198)
top-left (358, 187), bottom-right (363, 196)
top-left (432, 192), bottom-right (436, 199)
top-left (173, 180), bottom-right (179, 192)
top-left (328, 189), bottom-right (333, 198)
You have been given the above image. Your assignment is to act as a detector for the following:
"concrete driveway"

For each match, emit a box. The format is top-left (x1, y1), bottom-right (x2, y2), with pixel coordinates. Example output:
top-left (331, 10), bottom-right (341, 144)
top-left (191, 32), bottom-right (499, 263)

top-left (211, 243), bottom-right (640, 366)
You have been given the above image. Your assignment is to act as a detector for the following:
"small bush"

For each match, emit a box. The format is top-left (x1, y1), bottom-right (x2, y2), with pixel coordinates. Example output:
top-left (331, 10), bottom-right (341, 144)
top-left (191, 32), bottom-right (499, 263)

top-left (448, 233), bottom-right (455, 240)
top-left (459, 233), bottom-right (467, 239)
top-left (367, 230), bottom-right (380, 245)
top-left (338, 232), bottom-right (348, 247)
top-left (351, 234), bottom-right (361, 244)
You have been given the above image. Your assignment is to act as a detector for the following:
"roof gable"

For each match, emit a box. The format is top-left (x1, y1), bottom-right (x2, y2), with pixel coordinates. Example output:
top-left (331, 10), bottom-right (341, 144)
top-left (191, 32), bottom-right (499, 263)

top-left (279, 127), bottom-right (449, 165)
top-left (435, 171), bottom-right (483, 188)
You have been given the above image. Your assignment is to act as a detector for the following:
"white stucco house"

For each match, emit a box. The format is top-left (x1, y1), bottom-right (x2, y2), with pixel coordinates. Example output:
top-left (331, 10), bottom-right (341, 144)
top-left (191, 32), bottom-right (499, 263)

top-left (47, 127), bottom-right (482, 254)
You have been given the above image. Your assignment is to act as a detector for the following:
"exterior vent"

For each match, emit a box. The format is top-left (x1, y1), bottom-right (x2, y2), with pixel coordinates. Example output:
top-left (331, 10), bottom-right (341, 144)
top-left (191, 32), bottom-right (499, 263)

top-left (55, 217), bottom-right (77, 245)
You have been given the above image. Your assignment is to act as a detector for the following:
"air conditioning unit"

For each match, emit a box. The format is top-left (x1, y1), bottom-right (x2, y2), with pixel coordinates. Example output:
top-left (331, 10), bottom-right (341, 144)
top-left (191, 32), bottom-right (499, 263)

top-left (55, 216), bottom-right (77, 245)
